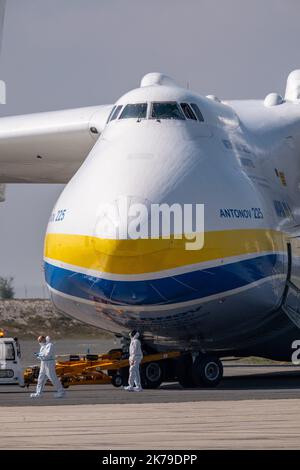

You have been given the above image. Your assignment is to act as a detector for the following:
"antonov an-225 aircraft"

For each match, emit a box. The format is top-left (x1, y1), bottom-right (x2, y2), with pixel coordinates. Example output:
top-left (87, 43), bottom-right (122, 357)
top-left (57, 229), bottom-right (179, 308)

top-left (2, 69), bottom-right (300, 388)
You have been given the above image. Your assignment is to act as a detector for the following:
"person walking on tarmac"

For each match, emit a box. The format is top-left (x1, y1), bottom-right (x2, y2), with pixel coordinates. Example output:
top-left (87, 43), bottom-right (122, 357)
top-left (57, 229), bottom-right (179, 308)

top-left (30, 335), bottom-right (65, 399)
top-left (124, 330), bottom-right (143, 392)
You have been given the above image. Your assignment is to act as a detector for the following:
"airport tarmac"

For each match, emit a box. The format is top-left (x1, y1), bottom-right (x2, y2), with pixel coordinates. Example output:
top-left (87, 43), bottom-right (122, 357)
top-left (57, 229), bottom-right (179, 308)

top-left (1, 365), bottom-right (300, 449)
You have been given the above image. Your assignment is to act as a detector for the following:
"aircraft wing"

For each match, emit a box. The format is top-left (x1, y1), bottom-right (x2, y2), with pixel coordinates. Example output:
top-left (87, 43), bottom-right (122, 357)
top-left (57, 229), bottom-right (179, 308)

top-left (0, 0), bottom-right (6, 197)
top-left (0, 0), bottom-right (6, 54)
top-left (0, 104), bottom-right (113, 183)
top-left (0, 1), bottom-right (113, 186)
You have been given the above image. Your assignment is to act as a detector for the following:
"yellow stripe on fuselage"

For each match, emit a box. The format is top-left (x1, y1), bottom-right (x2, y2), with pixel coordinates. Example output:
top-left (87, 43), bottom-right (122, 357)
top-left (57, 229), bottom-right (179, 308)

top-left (44, 229), bottom-right (286, 275)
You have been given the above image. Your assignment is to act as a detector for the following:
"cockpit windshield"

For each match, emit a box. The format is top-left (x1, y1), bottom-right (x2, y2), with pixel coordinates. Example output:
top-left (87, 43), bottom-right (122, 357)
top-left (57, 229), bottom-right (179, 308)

top-left (107, 101), bottom-right (205, 124)
top-left (110, 105), bottom-right (123, 121)
top-left (106, 106), bottom-right (116, 124)
top-left (151, 102), bottom-right (185, 120)
top-left (190, 103), bottom-right (204, 122)
top-left (119, 103), bottom-right (147, 120)
top-left (180, 103), bottom-right (197, 120)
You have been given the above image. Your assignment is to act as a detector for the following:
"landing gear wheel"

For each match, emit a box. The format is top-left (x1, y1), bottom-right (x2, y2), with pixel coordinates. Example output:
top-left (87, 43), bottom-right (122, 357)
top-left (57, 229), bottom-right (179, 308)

top-left (192, 356), bottom-right (223, 387)
top-left (175, 354), bottom-right (196, 388)
top-left (142, 361), bottom-right (163, 389)
top-left (112, 373), bottom-right (123, 387)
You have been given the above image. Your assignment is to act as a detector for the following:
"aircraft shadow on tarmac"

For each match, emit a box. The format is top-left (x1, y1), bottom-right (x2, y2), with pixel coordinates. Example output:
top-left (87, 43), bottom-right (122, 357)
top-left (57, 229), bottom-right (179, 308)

top-left (160, 369), bottom-right (300, 391)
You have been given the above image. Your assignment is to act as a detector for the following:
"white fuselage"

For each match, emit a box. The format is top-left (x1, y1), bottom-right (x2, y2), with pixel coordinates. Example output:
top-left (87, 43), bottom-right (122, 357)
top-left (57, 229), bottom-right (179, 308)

top-left (44, 77), bottom-right (300, 357)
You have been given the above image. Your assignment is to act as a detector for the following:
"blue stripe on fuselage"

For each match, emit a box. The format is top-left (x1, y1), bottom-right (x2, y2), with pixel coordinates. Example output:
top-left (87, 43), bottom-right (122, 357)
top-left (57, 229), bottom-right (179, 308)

top-left (45, 254), bottom-right (284, 306)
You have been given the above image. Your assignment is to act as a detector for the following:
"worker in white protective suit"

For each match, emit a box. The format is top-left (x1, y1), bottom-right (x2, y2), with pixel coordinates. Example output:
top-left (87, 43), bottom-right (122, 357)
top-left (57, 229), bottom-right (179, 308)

top-left (124, 330), bottom-right (143, 392)
top-left (30, 335), bottom-right (65, 399)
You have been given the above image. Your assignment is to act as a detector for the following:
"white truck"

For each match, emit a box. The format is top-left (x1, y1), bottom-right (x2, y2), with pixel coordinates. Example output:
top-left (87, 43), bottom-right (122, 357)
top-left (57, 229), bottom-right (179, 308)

top-left (0, 331), bottom-right (24, 386)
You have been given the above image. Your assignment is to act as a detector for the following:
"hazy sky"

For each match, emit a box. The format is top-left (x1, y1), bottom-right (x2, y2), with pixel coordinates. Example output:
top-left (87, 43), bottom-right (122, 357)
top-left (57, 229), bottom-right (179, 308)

top-left (0, 0), bottom-right (300, 297)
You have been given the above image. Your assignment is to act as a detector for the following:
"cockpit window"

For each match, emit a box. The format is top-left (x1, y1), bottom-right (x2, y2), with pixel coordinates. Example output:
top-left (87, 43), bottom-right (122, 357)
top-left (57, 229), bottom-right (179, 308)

top-left (119, 103), bottom-right (147, 120)
top-left (106, 106), bottom-right (116, 124)
top-left (180, 103), bottom-right (197, 120)
top-left (190, 103), bottom-right (204, 122)
top-left (110, 105), bottom-right (123, 121)
top-left (151, 102), bottom-right (185, 120)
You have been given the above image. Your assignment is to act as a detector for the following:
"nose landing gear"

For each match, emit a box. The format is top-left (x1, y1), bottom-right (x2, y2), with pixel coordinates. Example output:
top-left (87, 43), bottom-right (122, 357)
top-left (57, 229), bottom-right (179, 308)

top-left (116, 339), bottom-right (223, 389)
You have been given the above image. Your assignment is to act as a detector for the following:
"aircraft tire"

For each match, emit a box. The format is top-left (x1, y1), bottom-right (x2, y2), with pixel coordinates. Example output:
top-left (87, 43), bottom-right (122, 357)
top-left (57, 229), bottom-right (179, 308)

top-left (141, 361), bottom-right (163, 389)
top-left (192, 355), bottom-right (223, 387)
top-left (111, 373), bottom-right (123, 387)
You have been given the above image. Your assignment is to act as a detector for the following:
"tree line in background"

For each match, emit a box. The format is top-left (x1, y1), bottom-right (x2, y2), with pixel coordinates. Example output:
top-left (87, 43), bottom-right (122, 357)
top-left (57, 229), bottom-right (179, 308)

top-left (0, 276), bottom-right (15, 299)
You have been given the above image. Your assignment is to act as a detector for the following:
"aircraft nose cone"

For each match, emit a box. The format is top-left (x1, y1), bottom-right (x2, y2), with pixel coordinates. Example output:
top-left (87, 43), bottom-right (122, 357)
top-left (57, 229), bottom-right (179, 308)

top-left (45, 122), bottom-right (207, 309)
